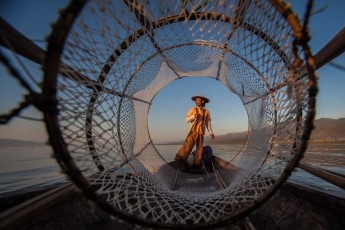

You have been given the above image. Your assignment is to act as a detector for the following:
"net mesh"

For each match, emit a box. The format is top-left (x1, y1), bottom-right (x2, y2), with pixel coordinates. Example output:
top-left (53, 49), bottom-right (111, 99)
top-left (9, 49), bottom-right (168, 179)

top-left (42, 0), bottom-right (317, 227)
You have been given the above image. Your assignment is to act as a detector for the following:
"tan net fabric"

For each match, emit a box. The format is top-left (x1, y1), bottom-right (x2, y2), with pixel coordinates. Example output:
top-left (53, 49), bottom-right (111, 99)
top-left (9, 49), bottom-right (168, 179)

top-left (42, 0), bottom-right (317, 227)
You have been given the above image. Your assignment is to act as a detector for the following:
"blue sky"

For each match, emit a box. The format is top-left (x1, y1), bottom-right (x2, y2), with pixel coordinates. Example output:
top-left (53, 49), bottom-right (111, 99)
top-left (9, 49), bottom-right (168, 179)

top-left (0, 0), bottom-right (344, 143)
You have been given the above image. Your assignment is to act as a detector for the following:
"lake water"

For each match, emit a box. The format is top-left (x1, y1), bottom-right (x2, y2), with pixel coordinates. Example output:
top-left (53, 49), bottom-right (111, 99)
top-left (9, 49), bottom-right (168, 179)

top-left (0, 143), bottom-right (344, 198)
top-left (0, 146), bottom-right (65, 196)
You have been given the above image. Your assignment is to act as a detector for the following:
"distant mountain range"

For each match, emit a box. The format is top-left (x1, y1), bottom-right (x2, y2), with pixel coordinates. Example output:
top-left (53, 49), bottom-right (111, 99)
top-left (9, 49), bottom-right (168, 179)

top-left (159, 118), bottom-right (345, 145)
top-left (0, 139), bottom-right (47, 147)
top-left (309, 118), bottom-right (345, 141)
top-left (1, 118), bottom-right (344, 147)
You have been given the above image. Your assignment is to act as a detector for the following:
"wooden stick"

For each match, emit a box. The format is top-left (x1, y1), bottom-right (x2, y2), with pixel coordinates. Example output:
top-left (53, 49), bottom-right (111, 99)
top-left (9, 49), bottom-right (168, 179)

top-left (298, 162), bottom-right (345, 190)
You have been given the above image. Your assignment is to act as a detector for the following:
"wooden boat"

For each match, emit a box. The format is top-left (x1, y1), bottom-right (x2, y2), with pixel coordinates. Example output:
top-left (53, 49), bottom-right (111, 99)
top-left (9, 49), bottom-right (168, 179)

top-left (0, 155), bottom-right (344, 229)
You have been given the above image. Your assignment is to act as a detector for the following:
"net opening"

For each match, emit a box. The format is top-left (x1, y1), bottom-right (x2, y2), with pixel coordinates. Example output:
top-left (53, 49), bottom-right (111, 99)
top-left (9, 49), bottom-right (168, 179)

top-left (42, 0), bottom-right (317, 228)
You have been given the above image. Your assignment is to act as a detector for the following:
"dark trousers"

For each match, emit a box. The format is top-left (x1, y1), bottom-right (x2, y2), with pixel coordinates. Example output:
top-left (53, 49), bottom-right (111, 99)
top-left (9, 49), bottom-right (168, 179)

top-left (175, 132), bottom-right (204, 166)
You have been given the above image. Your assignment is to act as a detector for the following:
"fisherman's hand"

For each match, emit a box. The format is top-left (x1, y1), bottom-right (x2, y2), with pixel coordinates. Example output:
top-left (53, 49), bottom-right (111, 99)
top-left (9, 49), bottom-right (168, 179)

top-left (193, 114), bottom-right (198, 120)
top-left (210, 134), bottom-right (215, 139)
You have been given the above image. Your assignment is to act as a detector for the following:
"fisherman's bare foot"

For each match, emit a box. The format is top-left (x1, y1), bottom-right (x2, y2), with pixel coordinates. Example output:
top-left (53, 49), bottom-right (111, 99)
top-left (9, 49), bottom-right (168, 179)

top-left (173, 156), bottom-right (189, 172)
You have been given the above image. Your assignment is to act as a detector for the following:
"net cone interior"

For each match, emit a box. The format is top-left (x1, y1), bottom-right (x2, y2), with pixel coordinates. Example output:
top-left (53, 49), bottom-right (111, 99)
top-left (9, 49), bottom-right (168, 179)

top-left (44, 0), bottom-right (316, 227)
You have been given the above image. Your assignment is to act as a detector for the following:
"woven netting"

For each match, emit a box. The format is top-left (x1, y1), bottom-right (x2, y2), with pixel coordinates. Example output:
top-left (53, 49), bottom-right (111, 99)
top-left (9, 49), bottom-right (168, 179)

top-left (43, 0), bottom-right (317, 228)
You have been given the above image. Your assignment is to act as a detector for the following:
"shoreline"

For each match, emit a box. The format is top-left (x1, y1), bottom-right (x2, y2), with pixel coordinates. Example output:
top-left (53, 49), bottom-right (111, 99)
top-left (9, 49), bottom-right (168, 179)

top-left (154, 140), bottom-right (345, 145)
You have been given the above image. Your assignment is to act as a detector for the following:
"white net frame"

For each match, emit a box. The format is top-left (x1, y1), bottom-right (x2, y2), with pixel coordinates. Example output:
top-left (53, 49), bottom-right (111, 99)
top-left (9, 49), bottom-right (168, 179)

top-left (43, 0), bottom-right (317, 228)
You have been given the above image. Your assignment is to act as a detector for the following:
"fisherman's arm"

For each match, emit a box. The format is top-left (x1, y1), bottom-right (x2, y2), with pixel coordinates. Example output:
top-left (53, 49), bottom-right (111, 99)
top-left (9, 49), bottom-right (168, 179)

top-left (206, 113), bottom-right (215, 139)
top-left (185, 108), bottom-right (197, 123)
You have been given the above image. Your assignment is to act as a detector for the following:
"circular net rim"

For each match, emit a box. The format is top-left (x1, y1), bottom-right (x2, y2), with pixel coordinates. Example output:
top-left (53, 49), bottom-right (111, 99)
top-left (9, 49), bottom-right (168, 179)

top-left (42, 0), bottom-right (318, 228)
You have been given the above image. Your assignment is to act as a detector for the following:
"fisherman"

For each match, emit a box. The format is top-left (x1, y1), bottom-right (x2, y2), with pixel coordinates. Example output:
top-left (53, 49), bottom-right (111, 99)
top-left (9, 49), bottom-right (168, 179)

top-left (175, 95), bottom-right (215, 173)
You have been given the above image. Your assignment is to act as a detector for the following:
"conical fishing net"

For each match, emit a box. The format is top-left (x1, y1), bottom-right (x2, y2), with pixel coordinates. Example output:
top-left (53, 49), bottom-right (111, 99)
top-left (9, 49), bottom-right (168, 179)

top-left (40, 0), bottom-right (317, 228)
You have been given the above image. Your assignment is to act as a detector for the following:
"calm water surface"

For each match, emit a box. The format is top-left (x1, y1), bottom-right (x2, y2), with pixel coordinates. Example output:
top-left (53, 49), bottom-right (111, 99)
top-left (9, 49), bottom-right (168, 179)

top-left (0, 143), bottom-right (344, 198)
top-left (0, 146), bottom-right (66, 195)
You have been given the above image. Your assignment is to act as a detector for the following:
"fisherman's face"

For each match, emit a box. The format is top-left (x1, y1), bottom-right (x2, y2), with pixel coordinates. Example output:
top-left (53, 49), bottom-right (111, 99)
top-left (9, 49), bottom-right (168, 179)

top-left (195, 97), bottom-right (204, 106)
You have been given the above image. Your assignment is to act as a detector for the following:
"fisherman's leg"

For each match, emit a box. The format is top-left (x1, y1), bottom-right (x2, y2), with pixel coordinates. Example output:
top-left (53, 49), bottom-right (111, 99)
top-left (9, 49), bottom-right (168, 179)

top-left (175, 133), bottom-right (196, 161)
top-left (193, 134), bottom-right (204, 166)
